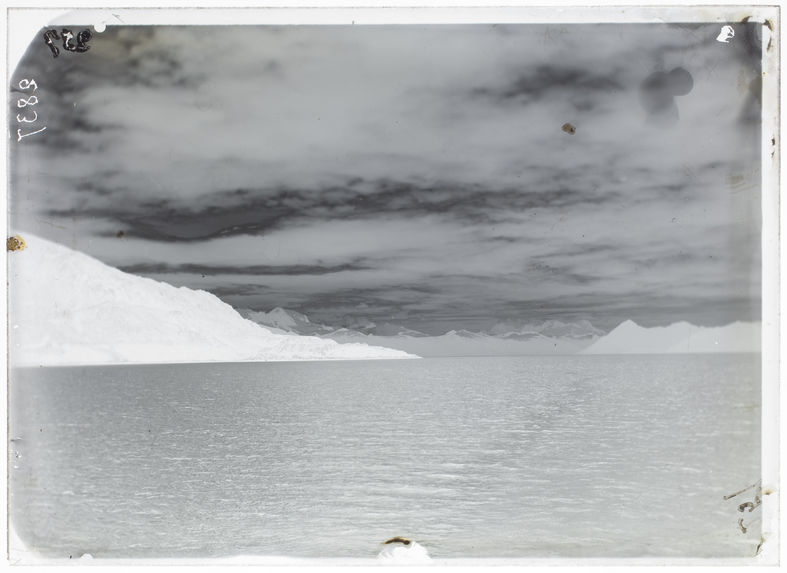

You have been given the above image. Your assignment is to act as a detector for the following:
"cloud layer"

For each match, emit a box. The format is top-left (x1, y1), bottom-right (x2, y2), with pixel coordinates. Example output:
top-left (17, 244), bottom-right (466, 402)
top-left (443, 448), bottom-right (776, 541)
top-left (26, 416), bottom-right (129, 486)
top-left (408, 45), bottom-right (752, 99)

top-left (9, 23), bottom-right (763, 333)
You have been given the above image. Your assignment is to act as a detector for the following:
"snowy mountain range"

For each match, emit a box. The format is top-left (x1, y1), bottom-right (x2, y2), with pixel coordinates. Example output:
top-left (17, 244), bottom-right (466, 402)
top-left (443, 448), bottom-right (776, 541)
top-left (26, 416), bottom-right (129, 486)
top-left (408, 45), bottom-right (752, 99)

top-left (240, 308), bottom-right (604, 341)
top-left (7, 235), bottom-right (416, 366)
top-left (583, 319), bottom-right (761, 354)
top-left (488, 318), bottom-right (605, 340)
top-left (8, 234), bottom-right (760, 365)
top-left (240, 307), bottom-right (760, 357)
top-left (240, 308), bottom-right (433, 339)
top-left (239, 307), bottom-right (606, 356)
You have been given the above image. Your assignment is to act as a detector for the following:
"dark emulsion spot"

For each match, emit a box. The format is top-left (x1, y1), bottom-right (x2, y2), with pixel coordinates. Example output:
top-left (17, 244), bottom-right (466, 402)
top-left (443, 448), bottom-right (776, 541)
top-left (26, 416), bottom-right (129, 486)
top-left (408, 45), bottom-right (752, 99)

top-left (639, 67), bottom-right (694, 127)
top-left (383, 537), bottom-right (412, 546)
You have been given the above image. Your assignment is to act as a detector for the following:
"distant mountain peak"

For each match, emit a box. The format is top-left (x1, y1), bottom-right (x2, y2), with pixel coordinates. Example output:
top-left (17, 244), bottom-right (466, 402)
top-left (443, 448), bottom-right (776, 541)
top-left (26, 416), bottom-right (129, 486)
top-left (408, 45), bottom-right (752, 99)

top-left (584, 320), bottom-right (760, 354)
top-left (239, 307), bottom-right (318, 332)
top-left (270, 307), bottom-right (311, 323)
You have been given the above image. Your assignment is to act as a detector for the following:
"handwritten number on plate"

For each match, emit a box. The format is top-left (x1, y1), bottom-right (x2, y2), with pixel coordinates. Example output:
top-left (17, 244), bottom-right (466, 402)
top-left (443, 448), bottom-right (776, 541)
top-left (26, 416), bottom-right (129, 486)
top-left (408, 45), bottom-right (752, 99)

top-left (62, 28), bottom-right (91, 53)
top-left (17, 127), bottom-right (47, 142)
top-left (42, 28), bottom-right (91, 57)
top-left (42, 30), bottom-right (60, 58)
top-left (76, 29), bottom-right (92, 51)
top-left (18, 79), bottom-right (38, 91)
top-left (15, 78), bottom-right (45, 141)
top-left (16, 111), bottom-right (38, 123)
top-left (17, 96), bottom-right (38, 108)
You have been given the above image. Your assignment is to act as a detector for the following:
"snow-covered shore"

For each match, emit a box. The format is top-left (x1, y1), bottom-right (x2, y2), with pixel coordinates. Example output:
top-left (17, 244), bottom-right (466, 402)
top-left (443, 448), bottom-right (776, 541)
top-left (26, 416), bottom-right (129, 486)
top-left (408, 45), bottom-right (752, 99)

top-left (7, 234), bottom-right (417, 366)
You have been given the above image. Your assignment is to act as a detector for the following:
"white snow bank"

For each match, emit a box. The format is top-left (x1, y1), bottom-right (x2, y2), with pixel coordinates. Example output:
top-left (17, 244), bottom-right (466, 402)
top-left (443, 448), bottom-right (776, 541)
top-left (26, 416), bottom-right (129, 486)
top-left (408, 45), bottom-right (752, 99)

top-left (7, 234), bottom-right (417, 366)
top-left (583, 319), bottom-right (761, 354)
top-left (377, 540), bottom-right (432, 565)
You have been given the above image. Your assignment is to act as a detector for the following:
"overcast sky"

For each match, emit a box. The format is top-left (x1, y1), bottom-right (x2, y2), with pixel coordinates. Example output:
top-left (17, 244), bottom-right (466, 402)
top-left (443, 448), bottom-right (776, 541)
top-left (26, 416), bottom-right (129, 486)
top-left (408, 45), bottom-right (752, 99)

top-left (10, 23), bottom-right (762, 334)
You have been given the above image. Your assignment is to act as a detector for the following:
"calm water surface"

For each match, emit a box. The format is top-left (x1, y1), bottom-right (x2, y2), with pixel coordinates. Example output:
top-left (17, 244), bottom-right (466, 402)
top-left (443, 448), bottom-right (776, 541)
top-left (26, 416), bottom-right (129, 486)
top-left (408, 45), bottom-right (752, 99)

top-left (9, 355), bottom-right (761, 559)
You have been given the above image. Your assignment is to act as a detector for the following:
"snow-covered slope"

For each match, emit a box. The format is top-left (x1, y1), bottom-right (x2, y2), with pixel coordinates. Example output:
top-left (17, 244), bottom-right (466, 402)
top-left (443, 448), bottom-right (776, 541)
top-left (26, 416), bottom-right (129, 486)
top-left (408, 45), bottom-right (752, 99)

top-left (7, 234), bottom-right (416, 366)
top-left (583, 319), bottom-right (761, 354)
